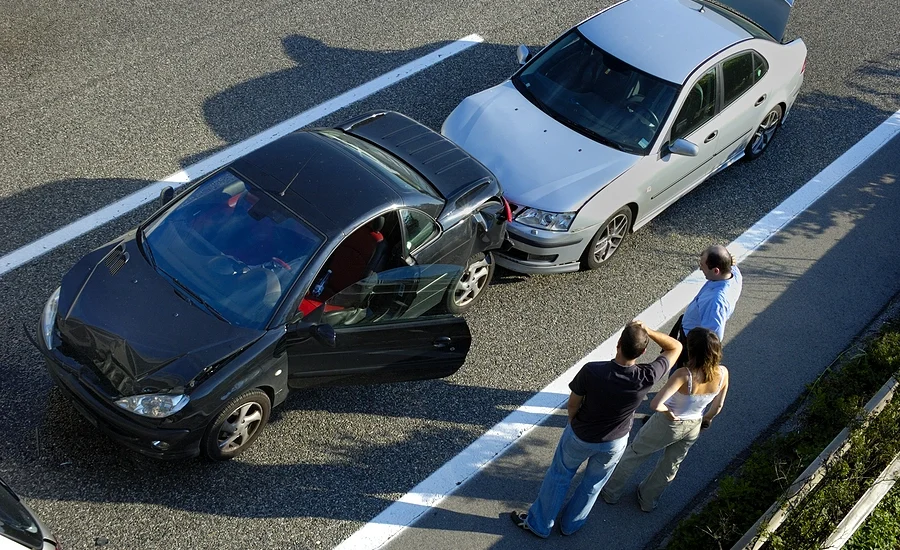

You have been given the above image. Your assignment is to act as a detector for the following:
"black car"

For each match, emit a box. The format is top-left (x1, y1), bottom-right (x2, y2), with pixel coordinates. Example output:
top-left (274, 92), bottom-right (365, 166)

top-left (33, 111), bottom-right (508, 460)
top-left (0, 478), bottom-right (60, 550)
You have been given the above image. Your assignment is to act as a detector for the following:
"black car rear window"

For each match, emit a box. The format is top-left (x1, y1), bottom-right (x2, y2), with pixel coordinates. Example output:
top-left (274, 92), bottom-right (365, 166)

top-left (0, 482), bottom-right (42, 549)
top-left (316, 129), bottom-right (442, 200)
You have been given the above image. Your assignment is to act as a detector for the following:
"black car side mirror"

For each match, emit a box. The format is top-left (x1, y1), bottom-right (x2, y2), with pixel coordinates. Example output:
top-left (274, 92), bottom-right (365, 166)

top-left (286, 320), bottom-right (336, 347)
top-left (310, 324), bottom-right (336, 347)
top-left (159, 186), bottom-right (175, 208)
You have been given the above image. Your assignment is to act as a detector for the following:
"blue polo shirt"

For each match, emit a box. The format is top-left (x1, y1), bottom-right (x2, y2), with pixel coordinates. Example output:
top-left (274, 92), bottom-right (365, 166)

top-left (682, 265), bottom-right (743, 341)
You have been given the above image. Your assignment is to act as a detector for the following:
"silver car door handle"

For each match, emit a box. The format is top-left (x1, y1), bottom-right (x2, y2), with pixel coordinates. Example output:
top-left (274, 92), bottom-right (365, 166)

top-left (433, 336), bottom-right (452, 348)
top-left (755, 94), bottom-right (767, 107)
top-left (704, 131), bottom-right (718, 143)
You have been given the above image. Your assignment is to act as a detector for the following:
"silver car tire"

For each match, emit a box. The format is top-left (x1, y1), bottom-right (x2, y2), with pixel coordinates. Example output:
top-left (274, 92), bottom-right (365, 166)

top-left (202, 389), bottom-right (271, 461)
top-left (744, 104), bottom-right (783, 160)
top-left (582, 207), bottom-right (632, 270)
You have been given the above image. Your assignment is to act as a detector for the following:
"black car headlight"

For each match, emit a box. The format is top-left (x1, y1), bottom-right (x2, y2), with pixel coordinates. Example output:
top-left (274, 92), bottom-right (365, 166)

top-left (41, 287), bottom-right (61, 350)
top-left (115, 394), bottom-right (189, 418)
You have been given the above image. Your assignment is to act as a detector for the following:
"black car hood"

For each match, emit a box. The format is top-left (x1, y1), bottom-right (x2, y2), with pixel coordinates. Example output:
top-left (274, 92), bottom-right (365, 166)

top-left (57, 235), bottom-right (263, 396)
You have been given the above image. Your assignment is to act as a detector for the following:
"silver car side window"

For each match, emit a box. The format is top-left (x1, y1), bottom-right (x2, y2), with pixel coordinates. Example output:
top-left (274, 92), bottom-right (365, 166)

top-left (722, 52), bottom-right (756, 107)
top-left (671, 68), bottom-right (717, 141)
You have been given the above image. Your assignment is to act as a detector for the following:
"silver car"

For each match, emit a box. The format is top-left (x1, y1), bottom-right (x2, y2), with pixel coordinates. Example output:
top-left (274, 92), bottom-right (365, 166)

top-left (442, 0), bottom-right (806, 273)
top-left (0, 478), bottom-right (59, 550)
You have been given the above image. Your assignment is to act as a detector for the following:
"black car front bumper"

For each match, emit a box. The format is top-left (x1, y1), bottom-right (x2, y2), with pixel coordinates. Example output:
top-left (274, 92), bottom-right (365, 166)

top-left (34, 333), bottom-right (202, 460)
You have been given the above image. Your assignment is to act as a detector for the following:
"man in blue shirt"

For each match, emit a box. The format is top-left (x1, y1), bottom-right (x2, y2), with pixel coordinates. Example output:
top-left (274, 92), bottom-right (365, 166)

top-left (674, 245), bottom-right (742, 367)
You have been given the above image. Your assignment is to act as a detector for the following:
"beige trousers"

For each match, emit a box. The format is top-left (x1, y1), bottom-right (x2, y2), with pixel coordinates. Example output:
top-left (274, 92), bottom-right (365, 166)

top-left (600, 413), bottom-right (702, 511)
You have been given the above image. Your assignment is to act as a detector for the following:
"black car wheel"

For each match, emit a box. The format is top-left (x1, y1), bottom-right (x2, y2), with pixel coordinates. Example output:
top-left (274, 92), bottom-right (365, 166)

top-left (202, 389), bottom-right (271, 461)
top-left (582, 207), bottom-right (632, 270)
top-left (744, 105), bottom-right (782, 160)
top-left (447, 252), bottom-right (495, 314)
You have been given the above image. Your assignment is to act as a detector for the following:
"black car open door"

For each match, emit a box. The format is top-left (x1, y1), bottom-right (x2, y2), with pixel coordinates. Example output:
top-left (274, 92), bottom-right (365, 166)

top-left (285, 265), bottom-right (472, 388)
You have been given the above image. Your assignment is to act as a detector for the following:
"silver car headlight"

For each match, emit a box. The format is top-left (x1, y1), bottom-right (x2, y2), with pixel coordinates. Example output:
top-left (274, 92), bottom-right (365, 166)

top-left (41, 287), bottom-right (61, 350)
top-left (116, 394), bottom-right (189, 418)
top-left (516, 208), bottom-right (576, 231)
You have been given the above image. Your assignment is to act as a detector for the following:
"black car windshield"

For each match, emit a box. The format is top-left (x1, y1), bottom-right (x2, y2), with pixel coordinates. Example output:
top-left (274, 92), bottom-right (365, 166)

top-left (316, 129), bottom-right (442, 200)
top-left (143, 170), bottom-right (324, 328)
top-left (513, 30), bottom-right (679, 155)
top-left (0, 481), bottom-right (42, 549)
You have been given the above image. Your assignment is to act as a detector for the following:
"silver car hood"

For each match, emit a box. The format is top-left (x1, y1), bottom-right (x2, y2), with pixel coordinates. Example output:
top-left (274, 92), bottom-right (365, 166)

top-left (442, 81), bottom-right (639, 213)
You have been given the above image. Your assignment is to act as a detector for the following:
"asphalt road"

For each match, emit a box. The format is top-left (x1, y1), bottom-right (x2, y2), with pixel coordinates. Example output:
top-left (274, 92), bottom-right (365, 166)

top-left (0, 0), bottom-right (898, 549)
top-left (384, 133), bottom-right (900, 550)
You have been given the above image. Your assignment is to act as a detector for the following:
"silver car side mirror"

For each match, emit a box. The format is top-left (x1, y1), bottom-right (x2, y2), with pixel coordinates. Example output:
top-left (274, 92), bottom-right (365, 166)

top-left (667, 138), bottom-right (699, 157)
top-left (515, 44), bottom-right (531, 65)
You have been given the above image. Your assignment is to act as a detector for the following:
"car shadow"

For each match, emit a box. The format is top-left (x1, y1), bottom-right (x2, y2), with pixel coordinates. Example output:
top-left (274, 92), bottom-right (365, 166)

top-left (0, 177), bottom-right (156, 258)
top-left (181, 34), bottom-right (520, 167)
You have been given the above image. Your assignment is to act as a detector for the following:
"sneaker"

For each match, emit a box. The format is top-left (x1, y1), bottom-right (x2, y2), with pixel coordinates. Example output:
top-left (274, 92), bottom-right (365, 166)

top-left (509, 511), bottom-right (544, 538)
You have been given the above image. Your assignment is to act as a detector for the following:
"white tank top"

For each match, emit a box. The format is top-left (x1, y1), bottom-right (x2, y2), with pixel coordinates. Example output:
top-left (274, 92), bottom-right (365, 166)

top-left (664, 367), bottom-right (725, 420)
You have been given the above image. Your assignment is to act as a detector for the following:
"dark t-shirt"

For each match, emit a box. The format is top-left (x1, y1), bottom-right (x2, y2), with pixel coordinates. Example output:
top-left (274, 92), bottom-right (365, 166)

top-left (569, 356), bottom-right (669, 443)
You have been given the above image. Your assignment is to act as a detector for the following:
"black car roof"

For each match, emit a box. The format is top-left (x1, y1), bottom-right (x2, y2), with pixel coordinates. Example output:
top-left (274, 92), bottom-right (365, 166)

top-left (339, 111), bottom-right (497, 203)
top-left (230, 132), bottom-right (404, 236)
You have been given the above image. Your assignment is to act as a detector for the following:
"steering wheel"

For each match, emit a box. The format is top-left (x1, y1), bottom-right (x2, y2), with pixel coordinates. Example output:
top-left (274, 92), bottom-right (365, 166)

top-left (625, 100), bottom-right (660, 129)
top-left (208, 255), bottom-right (245, 276)
top-left (272, 257), bottom-right (292, 270)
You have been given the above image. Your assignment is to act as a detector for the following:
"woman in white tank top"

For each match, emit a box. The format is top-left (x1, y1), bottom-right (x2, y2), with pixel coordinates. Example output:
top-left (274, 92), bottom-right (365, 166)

top-left (600, 327), bottom-right (729, 512)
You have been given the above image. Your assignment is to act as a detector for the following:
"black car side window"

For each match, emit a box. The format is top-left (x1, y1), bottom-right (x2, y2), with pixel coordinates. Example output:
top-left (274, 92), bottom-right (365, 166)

top-left (722, 52), bottom-right (755, 107)
top-left (400, 209), bottom-right (439, 255)
top-left (671, 68), bottom-right (717, 141)
top-left (320, 265), bottom-right (463, 327)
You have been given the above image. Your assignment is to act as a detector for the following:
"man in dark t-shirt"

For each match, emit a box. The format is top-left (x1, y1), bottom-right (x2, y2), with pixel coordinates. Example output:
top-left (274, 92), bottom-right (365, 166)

top-left (510, 321), bottom-right (682, 538)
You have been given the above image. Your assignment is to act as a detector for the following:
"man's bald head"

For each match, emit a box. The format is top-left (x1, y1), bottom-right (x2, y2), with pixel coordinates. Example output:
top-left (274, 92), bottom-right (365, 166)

top-left (699, 245), bottom-right (733, 280)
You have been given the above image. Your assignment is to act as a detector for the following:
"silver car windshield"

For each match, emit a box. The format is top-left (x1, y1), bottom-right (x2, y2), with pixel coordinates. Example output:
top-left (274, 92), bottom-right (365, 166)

top-left (513, 30), bottom-right (679, 155)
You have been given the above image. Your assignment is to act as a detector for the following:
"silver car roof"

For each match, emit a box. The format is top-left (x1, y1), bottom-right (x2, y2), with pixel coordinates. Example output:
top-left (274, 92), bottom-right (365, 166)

top-left (578, 0), bottom-right (752, 84)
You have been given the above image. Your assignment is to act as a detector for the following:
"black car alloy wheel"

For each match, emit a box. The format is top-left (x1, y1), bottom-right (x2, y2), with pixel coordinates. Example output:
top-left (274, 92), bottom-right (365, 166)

top-left (202, 389), bottom-right (271, 461)
top-left (447, 252), bottom-right (495, 314)
top-left (583, 207), bottom-right (632, 270)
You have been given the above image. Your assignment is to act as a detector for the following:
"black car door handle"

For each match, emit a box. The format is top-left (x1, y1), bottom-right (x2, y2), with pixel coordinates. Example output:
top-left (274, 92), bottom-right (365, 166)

top-left (755, 94), bottom-right (767, 107)
top-left (704, 131), bottom-right (718, 143)
top-left (433, 336), bottom-right (452, 348)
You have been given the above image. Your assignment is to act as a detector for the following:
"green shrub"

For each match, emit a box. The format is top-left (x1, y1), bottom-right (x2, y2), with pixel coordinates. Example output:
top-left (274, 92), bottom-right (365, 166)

top-left (666, 321), bottom-right (900, 550)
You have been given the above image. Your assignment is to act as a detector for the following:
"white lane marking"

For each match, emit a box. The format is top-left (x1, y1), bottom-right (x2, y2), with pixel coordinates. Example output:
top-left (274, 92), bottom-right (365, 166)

top-left (335, 110), bottom-right (900, 550)
top-left (0, 34), bottom-right (485, 277)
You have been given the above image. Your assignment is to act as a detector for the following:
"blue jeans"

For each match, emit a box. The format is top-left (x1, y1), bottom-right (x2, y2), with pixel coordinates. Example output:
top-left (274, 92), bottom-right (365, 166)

top-left (525, 424), bottom-right (628, 537)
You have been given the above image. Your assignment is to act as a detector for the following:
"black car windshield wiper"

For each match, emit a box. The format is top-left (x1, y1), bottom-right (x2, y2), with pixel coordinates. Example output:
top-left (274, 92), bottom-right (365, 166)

top-left (169, 277), bottom-right (230, 323)
top-left (137, 226), bottom-right (156, 268)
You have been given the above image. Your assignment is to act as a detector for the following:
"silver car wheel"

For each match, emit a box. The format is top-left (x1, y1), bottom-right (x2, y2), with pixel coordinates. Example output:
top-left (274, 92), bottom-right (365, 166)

top-left (453, 256), bottom-right (491, 308)
top-left (592, 212), bottom-right (630, 263)
top-left (749, 108), bottom-right (781, 156)
top-left (217, 402), bottom-right (264, 452)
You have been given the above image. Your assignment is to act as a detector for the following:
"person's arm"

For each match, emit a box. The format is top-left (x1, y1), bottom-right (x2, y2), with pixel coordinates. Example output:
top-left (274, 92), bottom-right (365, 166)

top-left (699, 299), bottom-right (728, 341)
top-left (567, 392), bottom-right (584, 423)
top-left (635, 320), bottom-right (683, 367)
top-left (650, 368), bottom-right (689, 420)
top-left (702, 366), bottom-right (729, 429)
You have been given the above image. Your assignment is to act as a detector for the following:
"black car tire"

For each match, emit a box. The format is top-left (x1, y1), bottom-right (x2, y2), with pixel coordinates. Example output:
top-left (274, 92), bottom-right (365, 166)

top-left (581, 207), bottom-right (632, 270)
top-left (744, 104), bottom-right (783, 161)
top-left (446, 252), bottom-right (495, 315)
top-left (202, 389), bottom-right (271, 461)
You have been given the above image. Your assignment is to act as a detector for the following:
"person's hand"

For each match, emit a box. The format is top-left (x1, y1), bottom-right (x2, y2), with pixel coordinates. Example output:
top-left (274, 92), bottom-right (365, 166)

top-left (632, 319), bottom-right (648, 331)
top-left (665, 410), bottom-right (679, 421)
top-left (700, 418), bottom-right (712, 430)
